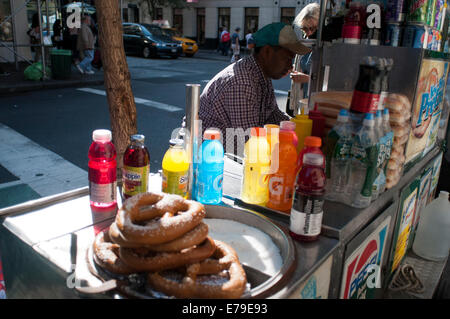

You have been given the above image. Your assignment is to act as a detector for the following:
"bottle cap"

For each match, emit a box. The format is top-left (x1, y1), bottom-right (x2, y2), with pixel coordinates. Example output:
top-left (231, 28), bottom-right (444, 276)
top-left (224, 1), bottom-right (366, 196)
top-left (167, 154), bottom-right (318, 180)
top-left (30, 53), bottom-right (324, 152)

top-left (203, 128), bottom-right (221, 140)
top-left (279, 131), bottom-right (294, 143)
top-left (363, 113), bottom-right (375, 126)
top-left (337, 109), bottom-right (349, 122)
top-left (376, 110), bottom-right (381, 118)
top-left (280, 121), bottom-right (296, 131)
top-left (93, 129), bottom-right (112, 142)
top-left (304, 136), bottom-right (322, 147)
top-left (303, 153), bottom-right (324, 166)
top-left (169, 138), bottom-right (184, 147)
top-left (264, 124), bottom-right (280, 135)
top-left (250, 127), bottom-right (266, 137)
top-left (383, 108), bottom-right (390, 117)
top-left (130, 134), bottom-right (145, 143)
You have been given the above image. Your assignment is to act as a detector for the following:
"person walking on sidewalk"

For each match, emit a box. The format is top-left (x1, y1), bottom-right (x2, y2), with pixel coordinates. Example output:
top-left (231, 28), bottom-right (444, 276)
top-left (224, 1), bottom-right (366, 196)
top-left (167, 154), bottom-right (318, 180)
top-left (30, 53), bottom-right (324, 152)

top-left (220, 27), bottom-right (230, 56)
top-left (76, 15), bottom-right (96, 75)
top-left (230, 27), bottom-right (241, 63)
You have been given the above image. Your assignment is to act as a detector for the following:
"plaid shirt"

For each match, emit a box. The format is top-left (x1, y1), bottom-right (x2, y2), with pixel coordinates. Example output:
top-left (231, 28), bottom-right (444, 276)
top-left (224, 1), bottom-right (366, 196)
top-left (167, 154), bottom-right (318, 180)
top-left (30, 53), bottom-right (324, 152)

top-left (199, 55), bottom-right (289, 155)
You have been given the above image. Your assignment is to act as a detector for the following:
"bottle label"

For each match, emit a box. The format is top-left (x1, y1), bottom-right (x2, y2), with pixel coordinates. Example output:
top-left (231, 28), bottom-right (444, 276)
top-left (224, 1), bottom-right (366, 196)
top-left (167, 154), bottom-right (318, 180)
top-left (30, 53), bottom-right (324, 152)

top-left (89, 181), bottom-right (117, 204)
top-left (333, 139), bottom-right (352, 160)
top-left (350, 90), bottom-right (380, 113)
top-left (351, 137), bottom-right (380, 197)
top-left (162, 169), bottom-right (188, 197)
top-left (197, 173), bottom-right (223, 199)
top-left (290, 195), bottom-right (324, 237)
top-left (122, 164), bottom-right (149, 197)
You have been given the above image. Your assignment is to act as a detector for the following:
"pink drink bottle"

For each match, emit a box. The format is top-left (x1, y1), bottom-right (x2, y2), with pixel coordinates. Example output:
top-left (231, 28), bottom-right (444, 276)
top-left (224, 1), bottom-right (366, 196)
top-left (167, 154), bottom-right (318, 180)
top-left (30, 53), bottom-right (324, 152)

top-left (88, 129), bottom-right (117, 208)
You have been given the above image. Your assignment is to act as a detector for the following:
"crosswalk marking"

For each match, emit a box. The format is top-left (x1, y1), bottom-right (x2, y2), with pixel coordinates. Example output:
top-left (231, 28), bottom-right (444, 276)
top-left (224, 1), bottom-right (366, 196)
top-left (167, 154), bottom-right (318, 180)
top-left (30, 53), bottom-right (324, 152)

top-left (77, 88), bottom-right (183, 112)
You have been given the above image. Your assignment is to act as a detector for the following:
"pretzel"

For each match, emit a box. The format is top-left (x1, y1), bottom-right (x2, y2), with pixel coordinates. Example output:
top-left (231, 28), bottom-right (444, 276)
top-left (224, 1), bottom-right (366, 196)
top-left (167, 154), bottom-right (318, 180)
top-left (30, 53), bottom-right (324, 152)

top-left (109, 221), bottom-right (209, 252)
top-left (92, 230), bottom-right (137, 275)
top-left (119, 236), bottom-right (216, 272)
top-left (115, 192), bottom-right (206, 245)
top-left (147, 240), bottom-right (247, 299)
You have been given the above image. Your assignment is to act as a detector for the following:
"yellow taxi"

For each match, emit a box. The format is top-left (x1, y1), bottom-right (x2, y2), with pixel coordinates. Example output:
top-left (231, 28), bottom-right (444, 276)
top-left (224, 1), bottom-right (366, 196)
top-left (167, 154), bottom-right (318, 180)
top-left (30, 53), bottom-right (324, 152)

top-left (162, 28), bottom-right (198, 57)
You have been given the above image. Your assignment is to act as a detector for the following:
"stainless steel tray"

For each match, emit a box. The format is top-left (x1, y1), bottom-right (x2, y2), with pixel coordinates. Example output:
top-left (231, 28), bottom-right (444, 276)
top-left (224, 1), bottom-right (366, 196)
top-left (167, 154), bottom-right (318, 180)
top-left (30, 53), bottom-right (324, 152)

top-left (80, 204), bottom-right (297, 299)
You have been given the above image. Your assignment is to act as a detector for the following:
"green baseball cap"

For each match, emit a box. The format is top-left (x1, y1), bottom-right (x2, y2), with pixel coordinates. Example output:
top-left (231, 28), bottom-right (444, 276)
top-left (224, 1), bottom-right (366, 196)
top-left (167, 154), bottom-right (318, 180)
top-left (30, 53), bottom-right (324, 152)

top-left (253, 22), bottom-right (311, 55)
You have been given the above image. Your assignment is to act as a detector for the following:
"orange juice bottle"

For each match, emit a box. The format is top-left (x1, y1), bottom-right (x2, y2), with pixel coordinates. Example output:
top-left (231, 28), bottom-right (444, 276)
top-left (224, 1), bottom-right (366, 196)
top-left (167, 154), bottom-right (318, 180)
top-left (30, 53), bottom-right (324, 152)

top-left (291, 102), bottom-right (313, 153)
top-left (162, 139), bottom-right (190, 198)
top-left (241, 127), bottom-right (270, 206)
top-left (267, 131), bottom-right (298, 212)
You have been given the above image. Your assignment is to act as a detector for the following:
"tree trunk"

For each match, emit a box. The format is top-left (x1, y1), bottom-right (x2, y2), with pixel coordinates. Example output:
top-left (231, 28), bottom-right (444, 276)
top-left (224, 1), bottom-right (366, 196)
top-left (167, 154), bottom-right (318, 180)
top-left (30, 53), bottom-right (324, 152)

top-left (95, 0), bottom-right (137, 182)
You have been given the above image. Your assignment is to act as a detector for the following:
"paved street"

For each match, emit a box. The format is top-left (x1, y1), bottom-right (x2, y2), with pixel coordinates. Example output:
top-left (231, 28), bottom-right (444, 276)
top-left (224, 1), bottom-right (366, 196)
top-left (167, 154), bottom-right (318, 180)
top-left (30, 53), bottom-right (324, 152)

top-left (0, 52), bottom-right (290, 206)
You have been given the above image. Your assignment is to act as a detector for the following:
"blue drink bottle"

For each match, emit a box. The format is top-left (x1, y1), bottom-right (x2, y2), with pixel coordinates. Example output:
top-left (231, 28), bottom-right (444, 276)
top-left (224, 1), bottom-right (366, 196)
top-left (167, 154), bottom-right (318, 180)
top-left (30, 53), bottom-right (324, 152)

top-left (196, 128), bottom-right (224, 204)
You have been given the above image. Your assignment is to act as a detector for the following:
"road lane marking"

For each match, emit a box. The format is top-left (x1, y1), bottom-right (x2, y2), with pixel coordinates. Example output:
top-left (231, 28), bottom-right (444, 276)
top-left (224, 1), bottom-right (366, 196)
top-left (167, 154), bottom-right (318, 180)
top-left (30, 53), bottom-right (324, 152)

top-left (0, 123), bottom-right (87, 197)
top-left (77, 88), bottom-right (183, 112)
top-left (274, 90), bottom-right (288, 95)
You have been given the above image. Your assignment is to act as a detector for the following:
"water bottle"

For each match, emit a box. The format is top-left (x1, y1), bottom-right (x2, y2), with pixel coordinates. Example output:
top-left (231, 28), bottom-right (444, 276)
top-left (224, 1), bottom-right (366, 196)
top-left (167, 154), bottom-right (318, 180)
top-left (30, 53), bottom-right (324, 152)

top-left (88, 129), bottom-right (117, 209)
top-left (346, 113), bottom-right (379, 208)
top-left (326, 110), bottom-right (353, 202)
top-left (379, 109), bottom-right (393, 194)
top-left (371, 110), bottom-right (384, 201)
top-left (412, 191), bottom-right (450, 261)
top-left (196, 128), bottom-right (224, 204)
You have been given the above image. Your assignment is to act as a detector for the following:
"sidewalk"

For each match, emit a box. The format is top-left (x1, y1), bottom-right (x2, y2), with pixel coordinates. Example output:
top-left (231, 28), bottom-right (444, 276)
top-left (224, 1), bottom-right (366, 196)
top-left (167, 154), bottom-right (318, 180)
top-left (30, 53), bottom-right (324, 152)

top-left (0, 49), bottom-right (248, 95)
top-left (0, 61), bottom-right (104, 95)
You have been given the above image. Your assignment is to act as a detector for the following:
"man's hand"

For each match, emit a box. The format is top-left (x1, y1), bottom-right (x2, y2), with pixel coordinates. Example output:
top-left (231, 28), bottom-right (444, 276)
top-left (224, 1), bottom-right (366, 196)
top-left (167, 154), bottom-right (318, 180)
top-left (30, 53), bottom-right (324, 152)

top-left (290, 71), bottom-right (310, 84)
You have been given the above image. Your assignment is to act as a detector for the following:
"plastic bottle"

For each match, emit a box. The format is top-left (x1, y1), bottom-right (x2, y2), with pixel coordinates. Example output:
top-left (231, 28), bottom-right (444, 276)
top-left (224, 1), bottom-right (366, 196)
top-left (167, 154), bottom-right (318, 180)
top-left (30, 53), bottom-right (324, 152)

top-left (162, 138), bottom-right (190, 198)
top-left (325, 110), bottom-right (353, 202)
top-left (290, 153), bottom-right (326, 242)
top-left (264, 124), bottom-right (280, 173)
top-left (371, 110), bottom-right (384, 201)
top-left (241, 127), bottom-right (270, 206)
top-left (379, 109), bottom-right (394, 194)
top-left (349, 57), bottom-right (383, 132)
top-left (346, 113), bottom-right (379, 208)
top-left (88, 129), bottom-right (117, 208)
top-left (309, 103), bottom-right (326, 139)
top-left (412, 191), bottom-right (450, 261)
top-left (122, 134), bottom-right (150, 199)
top-left (296, 136), bottom-right (325, 174)
top-left (196, 128), bottom-right (224, 205)
top-left (291, 102), bottom-right (313, 153)
top-left (280, 120), bottom-right (298, 148)
top-left (267, 131), bottom-right (298, 212)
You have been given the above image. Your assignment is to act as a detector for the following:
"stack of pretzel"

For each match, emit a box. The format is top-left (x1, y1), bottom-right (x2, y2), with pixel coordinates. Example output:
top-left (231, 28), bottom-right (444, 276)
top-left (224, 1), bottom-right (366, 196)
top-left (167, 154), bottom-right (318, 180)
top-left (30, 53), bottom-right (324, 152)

top-left (92, 192), bottom-right (247, 299)
top-left (385, 93), bottom-right (412, 189)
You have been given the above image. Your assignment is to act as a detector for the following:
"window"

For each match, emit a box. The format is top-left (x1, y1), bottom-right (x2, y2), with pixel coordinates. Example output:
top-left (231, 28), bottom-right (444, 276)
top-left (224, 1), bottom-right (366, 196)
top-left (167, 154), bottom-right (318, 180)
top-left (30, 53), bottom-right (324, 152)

top-left (123, 24), bottom-right (140, 35)
top-left (173, 8), bottom-right (183, 34)
top-left (156, 8), bottom-right (163, 20)
top-left (0, 0), bottom-right (12, 41)
top-left (197, 8), bottom-right (205, 45)
top-left (281, 7), bottom-right (295, 25)
top-left (218, 8), bottom-right (230, 33)
top-left (244, 8), bottom-right (259, 36)
top-left (122, 8), bottom-right (128, 22)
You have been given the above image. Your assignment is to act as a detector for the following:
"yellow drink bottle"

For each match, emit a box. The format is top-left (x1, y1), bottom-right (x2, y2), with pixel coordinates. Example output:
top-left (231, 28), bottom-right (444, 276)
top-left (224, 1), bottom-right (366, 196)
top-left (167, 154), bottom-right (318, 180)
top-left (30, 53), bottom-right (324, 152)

top-left (162, 139), bottom-right (190, 198)
top-left (291, 102), bottom-right (312, 153)
top-left (264, 124), bottom-right (279, 173)
top-left (241, 127), bottom-right (270, 206)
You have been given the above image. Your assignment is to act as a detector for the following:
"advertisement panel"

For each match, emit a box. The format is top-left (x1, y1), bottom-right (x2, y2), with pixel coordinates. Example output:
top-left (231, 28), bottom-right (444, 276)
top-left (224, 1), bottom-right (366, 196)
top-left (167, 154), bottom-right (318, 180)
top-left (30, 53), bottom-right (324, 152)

top-left (290, 255), bottom-right (333, 299)
top-left (340, 216), bottom-right (391, 299)
top-left (428, 152), bottom-right (444, 202)
top-left (389, 178), bottom-right (420, 275)
top-left (405, 58), bottom-right (449, 164)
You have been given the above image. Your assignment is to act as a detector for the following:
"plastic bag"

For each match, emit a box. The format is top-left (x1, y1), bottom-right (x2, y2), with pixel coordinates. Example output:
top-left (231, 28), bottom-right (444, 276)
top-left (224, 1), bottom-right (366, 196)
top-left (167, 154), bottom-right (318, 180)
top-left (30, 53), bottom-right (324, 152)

top-left (24, 62), bottom-right (51, 81)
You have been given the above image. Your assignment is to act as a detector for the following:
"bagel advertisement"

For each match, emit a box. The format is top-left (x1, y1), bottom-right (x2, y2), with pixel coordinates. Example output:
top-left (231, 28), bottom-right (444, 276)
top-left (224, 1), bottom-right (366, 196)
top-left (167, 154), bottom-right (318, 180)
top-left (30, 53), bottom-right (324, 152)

top-left (405, 58), bottom-right (449, 164)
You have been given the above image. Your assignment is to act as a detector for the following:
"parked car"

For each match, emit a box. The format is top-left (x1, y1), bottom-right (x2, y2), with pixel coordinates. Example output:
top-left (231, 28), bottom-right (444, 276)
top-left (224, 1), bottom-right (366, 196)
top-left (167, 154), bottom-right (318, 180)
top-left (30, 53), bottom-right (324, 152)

top-left (122, 23), bottom-right (182, 58)
top-left (162, 27), bottom-right (198, 57)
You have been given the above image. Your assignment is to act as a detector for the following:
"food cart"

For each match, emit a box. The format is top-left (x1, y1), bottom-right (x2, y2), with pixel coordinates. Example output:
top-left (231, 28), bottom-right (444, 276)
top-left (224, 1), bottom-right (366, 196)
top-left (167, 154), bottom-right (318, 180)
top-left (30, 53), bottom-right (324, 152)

top-left (0, 1), bottom-right (449, 300)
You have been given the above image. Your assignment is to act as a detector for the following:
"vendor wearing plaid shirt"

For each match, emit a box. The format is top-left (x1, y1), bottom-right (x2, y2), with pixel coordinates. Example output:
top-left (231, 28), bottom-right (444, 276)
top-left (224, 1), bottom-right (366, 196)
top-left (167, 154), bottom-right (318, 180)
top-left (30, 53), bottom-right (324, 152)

top-left (199, 23), bottom-right (311, 155)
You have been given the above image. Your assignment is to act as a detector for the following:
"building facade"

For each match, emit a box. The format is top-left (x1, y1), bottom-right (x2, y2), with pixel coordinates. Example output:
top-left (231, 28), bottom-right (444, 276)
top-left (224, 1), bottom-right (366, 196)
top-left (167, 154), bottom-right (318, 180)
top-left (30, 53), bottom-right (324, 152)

top-left (121, 0), bottom-right (318, 49)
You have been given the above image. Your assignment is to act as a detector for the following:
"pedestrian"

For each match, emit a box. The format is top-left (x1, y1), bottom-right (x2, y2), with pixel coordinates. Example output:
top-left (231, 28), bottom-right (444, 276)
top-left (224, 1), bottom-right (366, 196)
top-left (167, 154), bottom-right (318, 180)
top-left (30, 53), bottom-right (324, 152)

top-left (220, 27), bottom-right (230, 56)
top-left (52, 19), bottom-right (63, 50)
top-left (291, 3), bottom-right (320, 96)
top-left (217, 27), bottom-right (223, 53)
top-left (199, 23), bottom-right (311, 155)
top-left (27, 13), bottom-right (41, 62)
top-left (76, 15), bottom-right (96, 75)
top-left (230, 27), bottom-right (241, 63)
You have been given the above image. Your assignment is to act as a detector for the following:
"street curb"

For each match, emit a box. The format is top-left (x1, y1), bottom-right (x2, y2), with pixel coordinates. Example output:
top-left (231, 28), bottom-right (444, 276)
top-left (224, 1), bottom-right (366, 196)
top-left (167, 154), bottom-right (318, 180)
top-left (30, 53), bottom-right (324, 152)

top-left (0, 78), bottom-right (105, 95)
